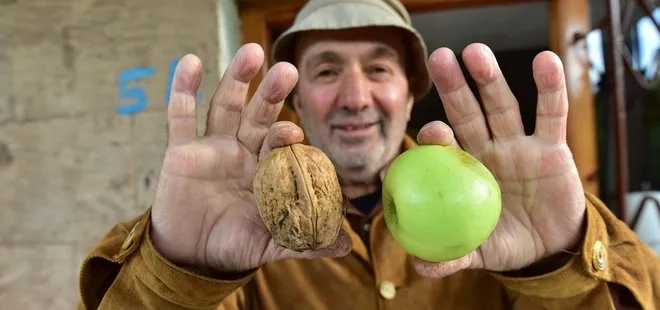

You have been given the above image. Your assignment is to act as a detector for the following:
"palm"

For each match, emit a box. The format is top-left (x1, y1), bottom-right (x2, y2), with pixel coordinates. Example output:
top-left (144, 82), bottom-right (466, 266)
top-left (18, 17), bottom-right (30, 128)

top-left (475, 137), bottom-right (584, 271)
top-left (415, 44), bottom-right (586, 276)
top-left (153, 139), bottom-right (273, 272)
top-left (149, 45), bottom-right (350, 275)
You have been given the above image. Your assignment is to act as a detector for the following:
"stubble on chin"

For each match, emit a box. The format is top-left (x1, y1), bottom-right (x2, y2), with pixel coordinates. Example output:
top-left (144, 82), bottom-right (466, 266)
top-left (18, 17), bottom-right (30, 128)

top-left (325, 138), bottom-right (387, 182)
top-left (300, 118), bottom-right (387, 182)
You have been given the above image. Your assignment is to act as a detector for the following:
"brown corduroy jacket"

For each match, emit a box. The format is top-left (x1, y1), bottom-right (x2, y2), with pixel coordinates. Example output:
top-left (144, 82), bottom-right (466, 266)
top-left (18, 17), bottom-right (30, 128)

top-left (78, 138), bottom-right (660, 310)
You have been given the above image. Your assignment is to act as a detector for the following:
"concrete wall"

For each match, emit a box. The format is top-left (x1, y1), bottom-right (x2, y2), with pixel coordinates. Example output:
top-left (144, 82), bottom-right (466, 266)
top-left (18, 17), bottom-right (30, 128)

top-left (0, 0), bottom-right (240, 308)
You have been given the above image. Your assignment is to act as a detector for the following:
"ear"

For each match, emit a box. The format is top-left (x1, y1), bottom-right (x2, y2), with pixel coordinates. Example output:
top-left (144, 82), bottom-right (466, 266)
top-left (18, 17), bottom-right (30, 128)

top-left (292, 90), bottom-right (302, 113)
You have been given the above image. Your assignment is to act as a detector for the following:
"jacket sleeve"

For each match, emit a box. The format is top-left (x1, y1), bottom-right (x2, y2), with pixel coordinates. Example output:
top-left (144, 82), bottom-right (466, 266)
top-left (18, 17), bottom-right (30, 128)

top-left (491, 192), bottom-right (660, 310)
top-left (77, 208), bottom-right (254, 310)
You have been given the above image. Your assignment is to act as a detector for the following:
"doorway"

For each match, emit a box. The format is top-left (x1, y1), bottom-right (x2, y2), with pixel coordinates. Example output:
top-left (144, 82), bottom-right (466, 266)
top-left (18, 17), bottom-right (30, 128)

top-left (407, 2), bottom-right (550, 138)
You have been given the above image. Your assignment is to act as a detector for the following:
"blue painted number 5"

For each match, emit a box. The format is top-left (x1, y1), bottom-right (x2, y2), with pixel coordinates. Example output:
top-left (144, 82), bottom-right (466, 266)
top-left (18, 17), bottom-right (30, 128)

top-left (116, 66), bottom-right (156, 116)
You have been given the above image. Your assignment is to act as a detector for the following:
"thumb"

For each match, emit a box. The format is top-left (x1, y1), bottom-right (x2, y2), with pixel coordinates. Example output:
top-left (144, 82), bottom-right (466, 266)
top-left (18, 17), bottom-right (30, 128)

top-left (268, 196), bottom-right (353, 261)
top-left (417, 121), bottom-right (461, 148)
top-left (412, 251), bottom-right (481, 278)
top-left (276, 228), bottom-right (353, 260)
top-left (258, 121), bottom-right (305, 161)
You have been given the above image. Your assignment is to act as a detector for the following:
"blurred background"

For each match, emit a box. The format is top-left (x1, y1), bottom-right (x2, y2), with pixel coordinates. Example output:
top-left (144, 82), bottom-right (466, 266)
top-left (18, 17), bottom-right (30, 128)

top-left (0, 0), bottom-right (658, 308)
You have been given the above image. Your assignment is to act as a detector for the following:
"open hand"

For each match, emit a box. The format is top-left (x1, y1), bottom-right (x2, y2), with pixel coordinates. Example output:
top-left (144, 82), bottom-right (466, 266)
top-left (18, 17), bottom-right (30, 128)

top-left (413, 43), bottom-right (586, 278)
top-left (150, 43), bottom-right (351, 275)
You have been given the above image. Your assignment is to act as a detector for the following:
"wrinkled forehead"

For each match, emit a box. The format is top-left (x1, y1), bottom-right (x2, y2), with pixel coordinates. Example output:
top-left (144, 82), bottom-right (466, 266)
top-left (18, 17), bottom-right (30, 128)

top-left (294, 27), bottom-right (408, 69)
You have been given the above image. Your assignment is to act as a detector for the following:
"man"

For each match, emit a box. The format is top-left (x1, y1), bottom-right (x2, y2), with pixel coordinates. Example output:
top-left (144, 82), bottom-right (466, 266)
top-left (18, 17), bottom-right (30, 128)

top-left (78, 0), bottom-right (660, 309)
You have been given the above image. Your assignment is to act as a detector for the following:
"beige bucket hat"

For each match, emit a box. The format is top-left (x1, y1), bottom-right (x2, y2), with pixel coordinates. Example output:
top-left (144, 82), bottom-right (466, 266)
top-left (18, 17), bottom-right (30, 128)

top-left (271, 0), bottom-right (432, 104)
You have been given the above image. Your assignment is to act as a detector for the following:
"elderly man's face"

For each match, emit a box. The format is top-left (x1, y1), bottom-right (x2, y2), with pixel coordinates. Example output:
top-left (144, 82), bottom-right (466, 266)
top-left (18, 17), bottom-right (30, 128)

top-left (293, 28), bottom-right (414, 183)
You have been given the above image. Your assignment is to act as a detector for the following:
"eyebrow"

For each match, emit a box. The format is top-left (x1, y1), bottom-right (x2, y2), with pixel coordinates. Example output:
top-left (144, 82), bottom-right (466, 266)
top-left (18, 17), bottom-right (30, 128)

top-left (368, 45), bottom-right (399, 61)
top-left (303, 44), bottom-right (401, 69)
top-left (305, 50), bottom-right (343, 69)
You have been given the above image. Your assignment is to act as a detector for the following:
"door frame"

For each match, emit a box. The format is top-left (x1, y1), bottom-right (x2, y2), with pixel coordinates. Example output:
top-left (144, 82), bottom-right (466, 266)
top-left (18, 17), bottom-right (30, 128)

top-left (238, 0), bottom-right (600, 197)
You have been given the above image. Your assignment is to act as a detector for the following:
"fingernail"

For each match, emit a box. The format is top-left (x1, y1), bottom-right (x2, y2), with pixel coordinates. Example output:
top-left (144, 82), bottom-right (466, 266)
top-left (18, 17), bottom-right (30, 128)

top-left (421, 122), bottom-right (446, 137)
top-left (291, 128), bottom-right (302, 138)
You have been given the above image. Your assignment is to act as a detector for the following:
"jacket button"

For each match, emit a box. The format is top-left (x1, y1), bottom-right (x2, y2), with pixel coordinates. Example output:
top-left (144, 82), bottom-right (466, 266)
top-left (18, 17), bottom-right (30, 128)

top-left (592, 240), bottom-right (607, 271)
top-left (379, 280), bottom-right (396, 300)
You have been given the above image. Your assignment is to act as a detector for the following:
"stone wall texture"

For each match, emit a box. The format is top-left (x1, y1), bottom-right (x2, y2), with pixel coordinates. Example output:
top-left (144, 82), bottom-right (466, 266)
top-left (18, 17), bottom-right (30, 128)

top-left (0, 0), bottom-right (222, 308)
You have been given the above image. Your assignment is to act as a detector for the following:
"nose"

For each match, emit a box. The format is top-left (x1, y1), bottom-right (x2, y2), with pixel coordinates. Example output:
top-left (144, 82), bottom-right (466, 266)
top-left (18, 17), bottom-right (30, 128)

top-left (338, 69), bottom-right (372, 112)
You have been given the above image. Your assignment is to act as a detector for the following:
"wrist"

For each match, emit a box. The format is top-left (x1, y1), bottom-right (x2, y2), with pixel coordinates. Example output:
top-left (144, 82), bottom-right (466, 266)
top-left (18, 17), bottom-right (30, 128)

top-left (149, 225), bottom-right (254, 280)
top-left (179, 262), bottom-right (255, 280)
top-left (148, 225), bottom-right (255, 280)
top-left (148, 225), bottom-right (215, 278)
top-left (501, 210), bottom-right (587, 277)
top-left (500, 249), bottom-right (578, 277)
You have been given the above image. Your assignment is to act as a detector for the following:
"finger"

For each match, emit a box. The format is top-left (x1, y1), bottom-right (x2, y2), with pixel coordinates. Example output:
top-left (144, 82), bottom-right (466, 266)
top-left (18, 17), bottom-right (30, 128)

top-left (205, 43), bottom-right (264, 136)
top-left (532, 51), bottom-right (568, 144)
top-left (258, 121), bottom-right (305, 160)
top-left (286, 229), bottom-right (353, 259)
top-left (413, 252), bottom-right (478, 279)
top-left (461, 43), bottom-right (525, 140)
top-left (428, 48), bottom-right (490, 155)
top-left (168, 54), bottom-right (203, 146)
top-left (416, 121), bottom-right (460, 148)
top-left (237, 62), bottom-right (299, 154)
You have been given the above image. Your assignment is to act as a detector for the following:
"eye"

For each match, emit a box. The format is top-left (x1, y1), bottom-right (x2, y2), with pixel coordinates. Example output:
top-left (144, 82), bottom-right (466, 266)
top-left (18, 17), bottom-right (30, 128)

top-left (367, 64), bottom-right (393, 80)
top-left (369, 66), bottom-right (388, 73)
top-left (317, 69), bottom-right (336, 77)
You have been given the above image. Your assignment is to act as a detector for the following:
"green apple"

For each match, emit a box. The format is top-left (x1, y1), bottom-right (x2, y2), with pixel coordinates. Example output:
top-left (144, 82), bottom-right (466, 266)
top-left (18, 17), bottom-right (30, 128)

top-left (382, 144), bottom-right (502, 262)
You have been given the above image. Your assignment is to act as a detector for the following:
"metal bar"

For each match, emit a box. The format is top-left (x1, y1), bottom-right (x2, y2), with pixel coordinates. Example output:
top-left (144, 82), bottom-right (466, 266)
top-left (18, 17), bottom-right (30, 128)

top-left (606, 0), bottom-right (630, 222)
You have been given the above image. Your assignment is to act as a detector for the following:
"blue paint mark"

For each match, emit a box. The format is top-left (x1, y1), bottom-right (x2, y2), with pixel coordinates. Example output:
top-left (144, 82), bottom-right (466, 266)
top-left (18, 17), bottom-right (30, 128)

top-left (117, 57), bottom-right (206, 116)
top-left (116, 66), bottom-right (157, 115)
top-left (165, 58), bottom-right (178, 105)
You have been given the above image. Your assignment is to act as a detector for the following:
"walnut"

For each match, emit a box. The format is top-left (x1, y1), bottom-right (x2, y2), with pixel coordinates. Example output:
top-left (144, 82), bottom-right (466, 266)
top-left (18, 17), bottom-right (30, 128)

top-left (253, 143), bottom-right (345, 251)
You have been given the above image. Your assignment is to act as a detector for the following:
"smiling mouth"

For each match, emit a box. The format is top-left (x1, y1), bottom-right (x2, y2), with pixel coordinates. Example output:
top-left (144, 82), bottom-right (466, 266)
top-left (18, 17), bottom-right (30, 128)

top-left (332, 121), bottom-right (379, 132)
